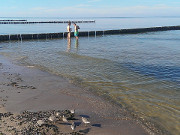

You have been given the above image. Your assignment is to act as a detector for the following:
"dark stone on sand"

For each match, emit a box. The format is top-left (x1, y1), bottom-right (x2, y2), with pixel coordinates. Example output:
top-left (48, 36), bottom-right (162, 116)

top-left (7, 82), bottom-right (18, 87)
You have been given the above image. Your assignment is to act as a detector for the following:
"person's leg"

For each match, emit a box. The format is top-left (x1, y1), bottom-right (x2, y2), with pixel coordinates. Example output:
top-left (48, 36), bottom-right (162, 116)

top-left (76, 32), bottom-right (79, 39)
top-left (74, 32), bottom-right (78, 39)
top-left (68, 32), bottom-right (71, 39)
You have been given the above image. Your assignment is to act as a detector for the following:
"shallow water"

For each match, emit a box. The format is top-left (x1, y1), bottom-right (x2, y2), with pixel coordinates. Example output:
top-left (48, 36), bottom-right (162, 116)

top-left (0, 30), bottom-right (180, 135)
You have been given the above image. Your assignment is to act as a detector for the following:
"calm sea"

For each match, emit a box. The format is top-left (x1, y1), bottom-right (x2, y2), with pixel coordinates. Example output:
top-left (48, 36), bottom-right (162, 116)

top-left (0, 17), bottom-right (180, 34)
top-left (0, 17), bottom-right (180, 135)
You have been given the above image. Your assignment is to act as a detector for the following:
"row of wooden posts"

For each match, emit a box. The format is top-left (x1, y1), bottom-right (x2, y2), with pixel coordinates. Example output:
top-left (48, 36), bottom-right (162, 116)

top-left (0, 26), bottom-right (180, 42)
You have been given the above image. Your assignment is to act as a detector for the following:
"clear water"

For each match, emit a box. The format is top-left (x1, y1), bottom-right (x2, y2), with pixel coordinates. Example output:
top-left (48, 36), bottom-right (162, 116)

top-left (0, 30), bottom-right (180, 135)
top-left (0, 17), bottom-right (180, 35)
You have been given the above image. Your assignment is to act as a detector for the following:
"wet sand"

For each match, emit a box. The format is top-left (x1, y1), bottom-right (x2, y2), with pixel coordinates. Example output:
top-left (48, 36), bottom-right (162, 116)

top-left (0, 55), bottom-right (151, 135)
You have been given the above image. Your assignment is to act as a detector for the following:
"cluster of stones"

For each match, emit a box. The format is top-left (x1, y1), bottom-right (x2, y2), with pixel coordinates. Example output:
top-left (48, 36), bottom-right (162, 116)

top-left (0, 110), bottom-right (84, 135)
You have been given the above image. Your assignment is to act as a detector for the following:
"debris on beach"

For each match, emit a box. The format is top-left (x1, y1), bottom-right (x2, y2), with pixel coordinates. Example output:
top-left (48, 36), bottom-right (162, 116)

top-left (62, 115), bottom-right (68, 122)
top-left (70, 109), bottom-right (75, 114)
top-left (1, 72), bottom-right (36, 90)
top-left (71, 122), bottom-right (76, 131)
top-left (0, 110), bottom-right (89, 135)
top-left (82, 117), bottom-right (90, 126)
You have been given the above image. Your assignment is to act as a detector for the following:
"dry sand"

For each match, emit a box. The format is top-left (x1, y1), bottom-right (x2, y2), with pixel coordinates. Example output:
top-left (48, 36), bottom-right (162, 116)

top-left (0, 55), bottom-right (152, 135)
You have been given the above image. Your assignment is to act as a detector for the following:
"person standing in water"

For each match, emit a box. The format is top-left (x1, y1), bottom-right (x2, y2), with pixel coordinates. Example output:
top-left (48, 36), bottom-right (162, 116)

top-left (66, 22), bottom-right (72, 52)
top-left (73, 23), bottom-right (80, 39)
top-left (67, 22), bottom-right (72, 39)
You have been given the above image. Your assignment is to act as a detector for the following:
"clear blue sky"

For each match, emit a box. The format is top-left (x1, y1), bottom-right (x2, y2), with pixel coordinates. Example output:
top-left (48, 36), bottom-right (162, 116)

top-left (0, 0), bottom-right (180, 17)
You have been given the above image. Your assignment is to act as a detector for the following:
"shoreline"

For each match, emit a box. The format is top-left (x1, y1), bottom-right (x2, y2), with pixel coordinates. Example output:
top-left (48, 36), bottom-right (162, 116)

top-left (0, 55), bottom-right (151, 134)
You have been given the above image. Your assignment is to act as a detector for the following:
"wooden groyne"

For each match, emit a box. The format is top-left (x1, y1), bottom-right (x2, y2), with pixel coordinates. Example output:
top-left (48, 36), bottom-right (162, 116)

top-left (0, 26), bottom-right (180, 42)
top-left (0, 20), bottom-right (95, 24)
top-left (0, 20), bottom-right (27, 22)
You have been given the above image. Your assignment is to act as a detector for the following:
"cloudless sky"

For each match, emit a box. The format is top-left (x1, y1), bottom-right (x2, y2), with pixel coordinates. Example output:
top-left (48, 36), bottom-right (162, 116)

top-left (0, 0), bottom-right (180, 17)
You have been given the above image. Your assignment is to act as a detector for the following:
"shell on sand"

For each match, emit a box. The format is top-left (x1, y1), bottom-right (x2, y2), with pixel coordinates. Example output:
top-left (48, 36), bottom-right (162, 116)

top-left (37, 120), bottom-right (44, 126)
top-left (62, 115), bottom-right (68, 122)
top-left (82, 117), bottom-right (90, 124)
top-left (71, 122), bottom-right (76, 130)
top-left (48, 115), bottom-right (56, 122)
top-left (55, 112), bottom-right (60, 117)
top-left (70, 109), bottom-right (75, 114)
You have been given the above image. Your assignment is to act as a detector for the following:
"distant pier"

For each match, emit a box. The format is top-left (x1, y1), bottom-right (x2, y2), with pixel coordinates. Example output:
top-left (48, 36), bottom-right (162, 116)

top-left (0, 25), bottom-right (180, 42)
top-left (0, 20), bottom-right (95, 24)
top-left (0, 20), bottom-right (27, 22)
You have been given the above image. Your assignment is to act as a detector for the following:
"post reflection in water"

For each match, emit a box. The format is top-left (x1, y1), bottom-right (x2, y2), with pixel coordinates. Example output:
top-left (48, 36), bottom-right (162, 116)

top-left (66, 38), bottom-right (79, 52)
top-left (67, 37), bottom-right (71, 52)
top-left (75, 39), bottom-right (79, 50)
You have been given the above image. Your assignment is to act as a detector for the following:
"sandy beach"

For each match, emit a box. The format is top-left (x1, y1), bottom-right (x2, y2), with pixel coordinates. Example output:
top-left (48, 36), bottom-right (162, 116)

top-left (0, 55), bottom-right (151, 135)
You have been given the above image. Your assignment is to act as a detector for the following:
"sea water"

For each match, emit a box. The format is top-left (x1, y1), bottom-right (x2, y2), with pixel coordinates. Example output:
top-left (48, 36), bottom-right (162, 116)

top-left (0, 17), bottom-right (180, 135)
top-left (1, 17), bottom-right (180, 35)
